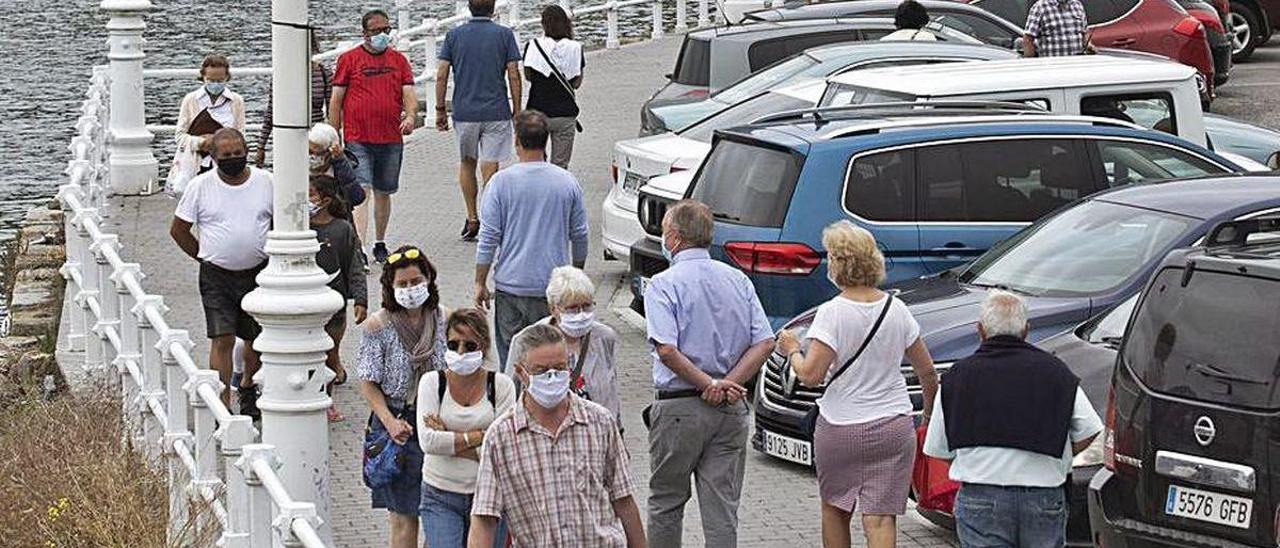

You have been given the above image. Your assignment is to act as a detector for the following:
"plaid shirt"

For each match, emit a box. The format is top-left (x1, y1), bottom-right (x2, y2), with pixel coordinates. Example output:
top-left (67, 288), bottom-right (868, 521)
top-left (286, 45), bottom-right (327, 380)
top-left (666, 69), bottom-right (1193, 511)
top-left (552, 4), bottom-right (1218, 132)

top-left (472, 394), bottom-right (635, 547)
top-left (1026, 0), bottom-right (1089, 57)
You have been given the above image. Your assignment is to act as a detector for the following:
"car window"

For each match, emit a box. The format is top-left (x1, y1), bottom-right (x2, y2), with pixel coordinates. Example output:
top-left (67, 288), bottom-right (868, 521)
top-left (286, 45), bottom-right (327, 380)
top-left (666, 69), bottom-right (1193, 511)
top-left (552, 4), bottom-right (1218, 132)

top-left (714, 54), bottom-right (821, 106)
top-left (747, 32), bottom-right (861, 72)
top-left (681, 91), bottom-right (815, 142)
top-left (845, 150), bottom-right (916, 221)
top-left (972, 0), bottom-right (1031, 27)
top-left (1081, 93), bottom-right (1177, 134)
top-left (690, 139), bottom-right (804, 227)
top-left (917, 139), bottom-right (1094, 222)
top-left (819, 83), bottom-right (916, 107)
top-left (933, 13), bottom-right (1017, 48)
top-left (672, 36), bottom-right (712, 86)
top-left (1124, 268), bottom-right (1280, 409)
top-left (959, 200), bottom-right (1196, 296)
top-left (1092, 140), bottom-right (1225, 187)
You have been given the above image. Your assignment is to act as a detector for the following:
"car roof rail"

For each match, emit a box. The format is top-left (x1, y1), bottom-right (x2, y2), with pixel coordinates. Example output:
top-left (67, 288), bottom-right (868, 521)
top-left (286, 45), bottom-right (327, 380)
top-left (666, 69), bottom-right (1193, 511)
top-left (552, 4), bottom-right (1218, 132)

top-left (750, 100), bottom-right (1050, 126)
top-left (1204, 215), bottom-right (1280, 249)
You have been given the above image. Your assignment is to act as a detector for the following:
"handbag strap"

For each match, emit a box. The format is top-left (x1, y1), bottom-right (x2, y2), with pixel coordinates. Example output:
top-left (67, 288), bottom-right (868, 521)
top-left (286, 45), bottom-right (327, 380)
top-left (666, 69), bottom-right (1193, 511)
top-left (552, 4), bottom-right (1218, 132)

top-left (826, 294), bottom-right (894, 386)
top-left (531, 38), bottom-right (578, 101)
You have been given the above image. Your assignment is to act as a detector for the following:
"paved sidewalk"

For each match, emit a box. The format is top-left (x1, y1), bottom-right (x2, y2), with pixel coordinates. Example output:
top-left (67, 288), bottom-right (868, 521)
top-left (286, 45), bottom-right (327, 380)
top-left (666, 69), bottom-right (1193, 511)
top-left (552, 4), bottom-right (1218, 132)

top-left (100, 35), bottom-right (958, 547)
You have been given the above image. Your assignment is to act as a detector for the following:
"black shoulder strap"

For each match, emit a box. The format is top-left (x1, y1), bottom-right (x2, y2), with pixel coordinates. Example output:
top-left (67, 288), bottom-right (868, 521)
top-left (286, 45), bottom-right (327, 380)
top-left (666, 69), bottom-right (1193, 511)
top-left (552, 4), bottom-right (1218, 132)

top-left (436, 370), bottom-right (447, 404)
top-left (486, 371), bottom-right (496, 406)
top-left (828, 294), bottom-right (894, 385)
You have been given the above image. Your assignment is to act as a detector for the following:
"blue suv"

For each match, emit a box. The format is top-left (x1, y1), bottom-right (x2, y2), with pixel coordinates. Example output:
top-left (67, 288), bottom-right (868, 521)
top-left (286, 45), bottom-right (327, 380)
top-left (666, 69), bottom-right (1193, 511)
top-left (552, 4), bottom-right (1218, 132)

top-left (629, 106), bottom-right (1242, 328)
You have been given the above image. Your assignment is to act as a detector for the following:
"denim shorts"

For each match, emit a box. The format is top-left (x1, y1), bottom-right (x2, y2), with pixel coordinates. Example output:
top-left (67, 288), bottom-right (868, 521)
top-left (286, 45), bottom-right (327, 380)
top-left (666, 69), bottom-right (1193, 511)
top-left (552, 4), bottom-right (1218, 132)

top-left (346, 141), bottom-right (403, 194)
top-left (418, 482), bottom-right (507, 548)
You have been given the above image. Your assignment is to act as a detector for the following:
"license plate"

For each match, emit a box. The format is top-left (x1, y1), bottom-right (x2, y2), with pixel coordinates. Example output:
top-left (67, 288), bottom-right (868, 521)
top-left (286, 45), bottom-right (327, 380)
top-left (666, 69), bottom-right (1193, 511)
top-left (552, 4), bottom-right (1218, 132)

top-left (763, 429), bottom-right (812, 466)
top-left (622, 171), bottom-right (648, 193)
top-left (1165, 484), bottom-right (1252, 528)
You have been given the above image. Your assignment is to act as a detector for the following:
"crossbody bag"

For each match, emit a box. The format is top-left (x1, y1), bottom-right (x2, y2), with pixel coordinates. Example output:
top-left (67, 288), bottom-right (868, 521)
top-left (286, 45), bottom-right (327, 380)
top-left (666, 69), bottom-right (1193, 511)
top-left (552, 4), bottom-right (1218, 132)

top-left (799, 294), bottom-right (894, 437)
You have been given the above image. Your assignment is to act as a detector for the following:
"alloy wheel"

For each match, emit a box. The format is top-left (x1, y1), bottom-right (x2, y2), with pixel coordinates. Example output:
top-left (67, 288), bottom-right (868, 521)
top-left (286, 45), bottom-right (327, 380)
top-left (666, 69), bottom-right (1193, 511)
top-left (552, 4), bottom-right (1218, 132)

top-left (1229, 11), bottom-right (1252, 55)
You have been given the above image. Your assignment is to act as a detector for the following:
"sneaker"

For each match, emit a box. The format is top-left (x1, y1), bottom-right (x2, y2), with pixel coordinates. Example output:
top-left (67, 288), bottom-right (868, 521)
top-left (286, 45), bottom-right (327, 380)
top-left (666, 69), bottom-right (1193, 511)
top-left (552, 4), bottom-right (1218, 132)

top-left (460, 219), bottom-right (480, 242)
top-left (372, 242), bottom-right (389, 264)
top-left (238, 385), bottom-right (262, 421)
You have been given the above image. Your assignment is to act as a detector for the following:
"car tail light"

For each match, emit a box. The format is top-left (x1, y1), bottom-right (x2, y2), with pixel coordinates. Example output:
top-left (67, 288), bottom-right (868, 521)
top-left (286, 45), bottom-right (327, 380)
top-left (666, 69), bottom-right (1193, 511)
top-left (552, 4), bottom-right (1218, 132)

top-left (679, 89), bottom-right (710, 99)
top-left (1191, 8), bottom-right (1226, 33)
top-left (611, 162), bottom-right (619, 184)
top-left (670, 166), bottom-right (687, 173)
top-left (724, 242), bottom-right (821, 276)
top-left (1173, 16), bottom-right (1206, 38)
top-left (1102, 388), bottom-right (1117, 470)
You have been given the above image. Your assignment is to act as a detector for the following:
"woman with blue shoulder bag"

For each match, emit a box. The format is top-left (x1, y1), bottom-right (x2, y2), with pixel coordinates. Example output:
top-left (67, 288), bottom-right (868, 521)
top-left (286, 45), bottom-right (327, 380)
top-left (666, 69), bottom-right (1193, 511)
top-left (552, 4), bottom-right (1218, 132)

top-left (357, 245), bottom-right (446, 548)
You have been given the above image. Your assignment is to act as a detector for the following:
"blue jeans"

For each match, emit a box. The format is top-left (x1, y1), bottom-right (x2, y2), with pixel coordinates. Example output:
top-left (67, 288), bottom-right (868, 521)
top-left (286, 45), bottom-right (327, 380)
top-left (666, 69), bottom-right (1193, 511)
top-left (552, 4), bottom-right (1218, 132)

top-left (346, 141), bottom-right (403, 194)
top-left (418, 482), bottom-right (507, 548)
top-left (955, 483), bottom-right (1067, 548)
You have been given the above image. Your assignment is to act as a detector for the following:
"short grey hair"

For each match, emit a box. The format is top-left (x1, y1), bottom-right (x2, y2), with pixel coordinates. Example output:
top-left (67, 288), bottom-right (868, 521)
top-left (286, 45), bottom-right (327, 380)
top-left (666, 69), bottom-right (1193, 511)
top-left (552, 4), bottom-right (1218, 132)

top-left (663, 200), bottom-right (714, 248)
top-left (979, 290), bottom-right (1028, 339)
top-left (514, 323), bottom-right (565, 366)
top-left (308, 123), bottom-right (340, 149)
top-left (546, 266), bottom-right (595, 308)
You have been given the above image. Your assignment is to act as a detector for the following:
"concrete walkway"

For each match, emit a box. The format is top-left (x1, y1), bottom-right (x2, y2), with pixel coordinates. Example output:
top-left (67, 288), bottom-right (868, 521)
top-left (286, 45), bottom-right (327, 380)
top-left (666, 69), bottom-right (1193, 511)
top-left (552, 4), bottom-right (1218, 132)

top-left (99, 35), bottom-right (957, 547)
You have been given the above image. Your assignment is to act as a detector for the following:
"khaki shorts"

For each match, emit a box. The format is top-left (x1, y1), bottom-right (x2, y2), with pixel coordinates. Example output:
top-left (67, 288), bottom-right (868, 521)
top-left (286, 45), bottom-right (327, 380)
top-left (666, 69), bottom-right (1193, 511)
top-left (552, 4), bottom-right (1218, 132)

top-left (455, 120), bottom-right (514, 163)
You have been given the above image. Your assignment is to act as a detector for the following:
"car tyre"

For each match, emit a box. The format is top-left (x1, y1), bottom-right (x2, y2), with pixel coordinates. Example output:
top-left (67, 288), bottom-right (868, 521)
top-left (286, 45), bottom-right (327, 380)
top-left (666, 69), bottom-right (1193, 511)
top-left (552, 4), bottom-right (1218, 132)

top-left (1228, 1), bottom-right (1261, 61)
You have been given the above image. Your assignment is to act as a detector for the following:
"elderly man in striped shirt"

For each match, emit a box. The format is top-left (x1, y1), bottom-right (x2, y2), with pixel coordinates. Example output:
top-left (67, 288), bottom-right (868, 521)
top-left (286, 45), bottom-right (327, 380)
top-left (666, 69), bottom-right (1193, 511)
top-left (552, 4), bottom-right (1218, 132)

top-left (468, 324), bottom-right (646, 548)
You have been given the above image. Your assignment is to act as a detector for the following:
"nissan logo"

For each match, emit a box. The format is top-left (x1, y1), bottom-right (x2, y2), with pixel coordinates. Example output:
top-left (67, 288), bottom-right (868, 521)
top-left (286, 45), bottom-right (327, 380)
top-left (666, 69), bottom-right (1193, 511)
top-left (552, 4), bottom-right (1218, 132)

top-left (1193, 416), bottom-right (1216, 446)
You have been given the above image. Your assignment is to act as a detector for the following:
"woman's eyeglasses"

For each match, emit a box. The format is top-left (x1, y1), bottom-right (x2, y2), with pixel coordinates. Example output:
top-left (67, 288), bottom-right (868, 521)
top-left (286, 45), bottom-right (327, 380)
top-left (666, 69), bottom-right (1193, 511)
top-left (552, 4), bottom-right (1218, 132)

top-left (386, 248), bottom-right (421, 265)
top-left (447, 340), bottom-right (480, 353)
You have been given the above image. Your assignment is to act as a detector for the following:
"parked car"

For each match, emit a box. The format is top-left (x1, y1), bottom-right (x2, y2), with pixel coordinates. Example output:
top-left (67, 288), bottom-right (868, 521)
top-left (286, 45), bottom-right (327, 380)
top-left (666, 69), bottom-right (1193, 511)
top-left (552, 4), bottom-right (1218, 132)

top-left (743, 0), bottom-right (1028, 48)
top-left (642, 21), bottom-right (1021, 136)
top-left (964, 0), bottom-right (1219, 101)
top-left (628, 110), bottom-right (1243, 326)
top-left (1227, 0), bottom-right (1279, 59)
top-left (752, 175), bottom-right (1280, 479)
top-left (1089, 212), bottom-right (1280, 547)
top-left (607, 42), bottom-right (1018, 262)
top-left (1173, 0), bottom-right (1233, 86)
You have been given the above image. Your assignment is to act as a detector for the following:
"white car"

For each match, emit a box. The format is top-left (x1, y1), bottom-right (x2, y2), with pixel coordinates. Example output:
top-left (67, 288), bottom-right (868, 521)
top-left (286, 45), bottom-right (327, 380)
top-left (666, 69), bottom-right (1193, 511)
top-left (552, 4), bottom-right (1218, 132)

top-left (601, 81), bottom-right (821, 260)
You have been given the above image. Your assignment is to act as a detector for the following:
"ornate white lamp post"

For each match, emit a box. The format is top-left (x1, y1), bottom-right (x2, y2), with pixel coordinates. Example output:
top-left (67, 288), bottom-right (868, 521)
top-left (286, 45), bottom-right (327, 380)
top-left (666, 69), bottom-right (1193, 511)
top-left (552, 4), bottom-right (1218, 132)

top-left (100, 0), bottom-right (159, 195)
top-left (241, 0), bottom-right (344, 542)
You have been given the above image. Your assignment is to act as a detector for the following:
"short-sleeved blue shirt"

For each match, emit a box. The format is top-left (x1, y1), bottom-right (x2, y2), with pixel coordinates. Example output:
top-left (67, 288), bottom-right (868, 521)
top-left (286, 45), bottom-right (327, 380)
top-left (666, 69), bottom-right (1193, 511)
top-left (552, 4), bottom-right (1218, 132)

top-left (438, 17), bottom-right (523, 122)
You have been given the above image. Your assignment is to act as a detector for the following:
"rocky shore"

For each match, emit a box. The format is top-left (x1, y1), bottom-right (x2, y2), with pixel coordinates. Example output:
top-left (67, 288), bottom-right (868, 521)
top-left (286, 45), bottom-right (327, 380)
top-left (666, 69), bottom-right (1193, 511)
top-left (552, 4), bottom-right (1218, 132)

top-left (0, 202), bottom-right (66, 394)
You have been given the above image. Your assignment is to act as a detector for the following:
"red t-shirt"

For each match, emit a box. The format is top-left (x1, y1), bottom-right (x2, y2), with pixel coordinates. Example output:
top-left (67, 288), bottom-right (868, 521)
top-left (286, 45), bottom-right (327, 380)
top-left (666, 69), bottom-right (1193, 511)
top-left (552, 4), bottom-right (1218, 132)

top-left (333, 46), bottom-right (414, 144)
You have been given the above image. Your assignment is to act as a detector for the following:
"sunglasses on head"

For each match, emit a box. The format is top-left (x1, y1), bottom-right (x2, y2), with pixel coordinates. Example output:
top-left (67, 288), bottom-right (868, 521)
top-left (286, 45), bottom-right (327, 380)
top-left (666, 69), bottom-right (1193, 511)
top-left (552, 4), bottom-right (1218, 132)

top-left (386, 248), bottom-right (421, 265)
top-left (447, 340), bottom-right (480, 353)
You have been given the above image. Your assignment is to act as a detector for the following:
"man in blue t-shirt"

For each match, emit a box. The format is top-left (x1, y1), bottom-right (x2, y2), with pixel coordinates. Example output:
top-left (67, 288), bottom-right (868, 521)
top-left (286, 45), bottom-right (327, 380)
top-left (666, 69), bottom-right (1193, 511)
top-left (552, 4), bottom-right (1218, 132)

top-left (435, 0), bottom-right (523, 242)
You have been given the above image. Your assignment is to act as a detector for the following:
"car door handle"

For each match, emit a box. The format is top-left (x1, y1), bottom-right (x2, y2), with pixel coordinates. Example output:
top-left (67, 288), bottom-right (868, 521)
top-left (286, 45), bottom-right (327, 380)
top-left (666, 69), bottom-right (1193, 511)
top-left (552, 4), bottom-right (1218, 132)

top-left (930, 243), bottom-right (981, 254)
top-left (1111, 38), bottom-right (1137, 47)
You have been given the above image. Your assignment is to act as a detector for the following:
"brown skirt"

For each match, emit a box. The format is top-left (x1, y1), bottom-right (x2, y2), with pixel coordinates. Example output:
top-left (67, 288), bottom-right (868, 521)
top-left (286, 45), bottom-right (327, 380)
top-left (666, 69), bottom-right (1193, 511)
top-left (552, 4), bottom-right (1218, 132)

top-left (813, 413), bottom-right (916, 515)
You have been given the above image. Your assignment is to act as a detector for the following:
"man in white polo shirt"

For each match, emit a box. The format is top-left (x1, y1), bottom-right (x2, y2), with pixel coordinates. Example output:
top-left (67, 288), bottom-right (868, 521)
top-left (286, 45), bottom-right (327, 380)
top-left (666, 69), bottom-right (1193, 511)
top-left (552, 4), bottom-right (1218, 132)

top-left (170, 128), bottom-right (273, 418)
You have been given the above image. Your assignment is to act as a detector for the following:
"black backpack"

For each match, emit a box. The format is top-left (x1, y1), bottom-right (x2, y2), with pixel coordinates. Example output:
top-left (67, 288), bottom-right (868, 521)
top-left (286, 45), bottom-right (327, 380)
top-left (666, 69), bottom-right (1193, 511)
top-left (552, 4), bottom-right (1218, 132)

top-left (437, 370), bottom-right (496, 407)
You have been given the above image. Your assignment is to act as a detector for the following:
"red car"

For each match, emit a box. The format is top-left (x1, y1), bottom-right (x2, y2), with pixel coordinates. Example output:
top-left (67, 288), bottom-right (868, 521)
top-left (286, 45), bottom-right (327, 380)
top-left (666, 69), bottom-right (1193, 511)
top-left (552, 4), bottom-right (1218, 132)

top-left (1228, 0), bottom-right (1277, 59)
top-left (967, 0), bottom-right (1217, 102)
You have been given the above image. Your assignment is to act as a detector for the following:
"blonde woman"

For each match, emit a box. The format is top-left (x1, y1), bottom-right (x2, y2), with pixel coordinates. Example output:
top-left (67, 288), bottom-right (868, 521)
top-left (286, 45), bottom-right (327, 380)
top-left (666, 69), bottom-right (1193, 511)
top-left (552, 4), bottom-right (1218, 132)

top-left (776, 220), bottom-right (939, 548)
top-left (175, 54), bottom-right (246, 172)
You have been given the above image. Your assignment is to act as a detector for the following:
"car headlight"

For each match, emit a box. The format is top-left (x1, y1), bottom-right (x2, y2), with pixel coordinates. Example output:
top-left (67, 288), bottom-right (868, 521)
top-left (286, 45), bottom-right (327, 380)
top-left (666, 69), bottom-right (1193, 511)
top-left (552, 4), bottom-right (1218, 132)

top-left (1072, 434), bottom-right (1105, 468)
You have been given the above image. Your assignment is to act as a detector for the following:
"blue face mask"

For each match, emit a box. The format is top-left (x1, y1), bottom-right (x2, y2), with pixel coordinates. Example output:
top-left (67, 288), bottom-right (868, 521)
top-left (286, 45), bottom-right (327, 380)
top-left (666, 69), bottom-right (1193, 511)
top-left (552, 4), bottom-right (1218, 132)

top-left (661, 234), bottom-right (673, 261)
top-left (368, 32), bottom-right (392, 52)
top-left (204, 81), bottom-right (226, 96)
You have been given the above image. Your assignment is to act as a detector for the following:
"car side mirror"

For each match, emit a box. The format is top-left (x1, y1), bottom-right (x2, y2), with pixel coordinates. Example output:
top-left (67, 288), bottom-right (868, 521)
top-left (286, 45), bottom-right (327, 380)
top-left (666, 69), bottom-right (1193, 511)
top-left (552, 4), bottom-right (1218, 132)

top-left (665, 72), bottom-right (674, 81)
top-left (1267, 151), bottom-right (1280, 171)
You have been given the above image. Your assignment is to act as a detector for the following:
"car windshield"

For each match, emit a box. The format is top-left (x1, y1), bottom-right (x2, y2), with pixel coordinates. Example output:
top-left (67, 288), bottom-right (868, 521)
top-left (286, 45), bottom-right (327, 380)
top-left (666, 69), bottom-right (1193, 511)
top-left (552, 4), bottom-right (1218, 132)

top-left (818, 83), bottom-right (916, 107)
top-left (681, 91), bottom-right (815, 142)
top-left (712, 53), bottom-right (822, 106)
top-left (1084, 295), bottom-right (1139, 346)
top-left (959, 201), bottom-right (1197, 297)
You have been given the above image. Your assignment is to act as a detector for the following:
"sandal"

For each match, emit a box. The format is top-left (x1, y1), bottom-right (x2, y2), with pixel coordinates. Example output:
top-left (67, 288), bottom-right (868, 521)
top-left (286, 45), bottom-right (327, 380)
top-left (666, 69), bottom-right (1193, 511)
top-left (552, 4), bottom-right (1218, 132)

top-left (326, 406), bottom-right (345, 423)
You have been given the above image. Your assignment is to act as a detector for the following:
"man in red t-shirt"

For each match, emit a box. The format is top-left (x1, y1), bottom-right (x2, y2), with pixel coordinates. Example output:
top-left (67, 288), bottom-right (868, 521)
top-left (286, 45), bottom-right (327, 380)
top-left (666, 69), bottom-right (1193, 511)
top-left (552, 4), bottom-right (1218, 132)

top-left (329, 9), bottom-right (418, 265)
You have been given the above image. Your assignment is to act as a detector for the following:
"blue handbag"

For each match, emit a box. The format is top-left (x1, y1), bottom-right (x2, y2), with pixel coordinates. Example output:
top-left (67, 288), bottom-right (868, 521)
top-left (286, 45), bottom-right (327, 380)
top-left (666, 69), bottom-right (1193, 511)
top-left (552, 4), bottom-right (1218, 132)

top-left (362, 424), bottom-right (405, 489)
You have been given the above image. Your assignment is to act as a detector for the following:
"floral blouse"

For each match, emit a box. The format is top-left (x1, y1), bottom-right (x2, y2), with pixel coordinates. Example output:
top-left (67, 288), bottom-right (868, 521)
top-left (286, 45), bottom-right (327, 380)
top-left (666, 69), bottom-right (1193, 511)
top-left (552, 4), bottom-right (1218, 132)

top-left (356, 307), bottom-right (447, 405)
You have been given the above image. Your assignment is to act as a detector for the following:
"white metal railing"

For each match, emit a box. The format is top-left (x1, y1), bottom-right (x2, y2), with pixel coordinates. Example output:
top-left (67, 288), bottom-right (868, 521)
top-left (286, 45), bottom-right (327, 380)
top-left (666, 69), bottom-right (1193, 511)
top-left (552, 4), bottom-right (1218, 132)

top-left (140, 0), bottom-right (705, 134)
top-left (59, 66), bottom-right (329, 548)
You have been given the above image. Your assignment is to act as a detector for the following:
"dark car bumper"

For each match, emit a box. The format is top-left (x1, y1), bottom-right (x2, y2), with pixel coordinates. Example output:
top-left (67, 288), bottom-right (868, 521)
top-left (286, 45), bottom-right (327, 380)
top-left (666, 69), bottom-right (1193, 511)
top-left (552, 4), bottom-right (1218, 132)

top-left (1208, 28), bottom-right (1233, 85)
top-left (1088, 468), bottom-right (1255, 548)
top-left (628, 237), bottom-right (668, 312)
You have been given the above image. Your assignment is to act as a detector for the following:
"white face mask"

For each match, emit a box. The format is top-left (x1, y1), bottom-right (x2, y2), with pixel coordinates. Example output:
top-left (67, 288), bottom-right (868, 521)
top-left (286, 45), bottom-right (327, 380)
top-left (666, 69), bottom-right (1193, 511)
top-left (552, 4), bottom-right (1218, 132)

top-left (526, 369), bottom-right (570, 408)
top-left (393, 282), bottom-right (430, 309)
top-left (558, 310), bottom-right (594, 338)
top-left (444, 350), bottom-right (484, 376)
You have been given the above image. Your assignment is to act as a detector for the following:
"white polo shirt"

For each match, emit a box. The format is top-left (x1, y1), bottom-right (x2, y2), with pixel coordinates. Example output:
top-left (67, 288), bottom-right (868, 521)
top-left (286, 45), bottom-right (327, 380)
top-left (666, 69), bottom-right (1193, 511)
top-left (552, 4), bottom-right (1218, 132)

top-left (175, 167), bottom-right (273, 271)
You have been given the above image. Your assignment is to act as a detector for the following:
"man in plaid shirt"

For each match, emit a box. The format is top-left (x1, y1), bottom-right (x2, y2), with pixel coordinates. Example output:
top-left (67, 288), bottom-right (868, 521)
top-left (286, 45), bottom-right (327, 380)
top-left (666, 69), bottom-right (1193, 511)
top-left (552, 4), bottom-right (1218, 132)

top-left (468, 324), bottom-right (647, 548)
top-left (1023, 0), bottom-right (1091, 57)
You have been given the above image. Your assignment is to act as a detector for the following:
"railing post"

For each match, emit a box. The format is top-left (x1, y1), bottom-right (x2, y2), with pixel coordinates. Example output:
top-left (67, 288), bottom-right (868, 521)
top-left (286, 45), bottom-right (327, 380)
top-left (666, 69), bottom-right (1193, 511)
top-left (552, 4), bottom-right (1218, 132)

top-left (158, 329), bottom-right (194, 545)
top-left (90, 235), bottom-right (121, 367)
top-left (248, 0), bottom-right (344, 542)
top-left (110, 263), bottom-right (144, 449)
top-left (219, 416), bottom-right (258, 548)
top-left (238, 444), bottom-right (280, 548)
top-left (456, 0), bottom-right (467, 19)
top-left (607, 1), bottom-right (620, 48)
top-left (71, 207), bottom-right (105, 376)
top-left (652, 0), bottom-right (665, 39)
top-left (186, 370), bottom-right (224, 541)
top-left (134, 295), bottom-right (167, 464)
top-left (676, 0), bottom-right (688, 31)
top-left (57, 186), bottom-right (87, 353)
top-left (698, 0), bottom-right (709, 27)
top-left (276, 501), bottom-right (322, 548)
top-left (423, 19), bottom-right (438, 114)
top-left (507, 0), bottom-right (522, 29)
top-left (100, 0), bottom-right (158, 195)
